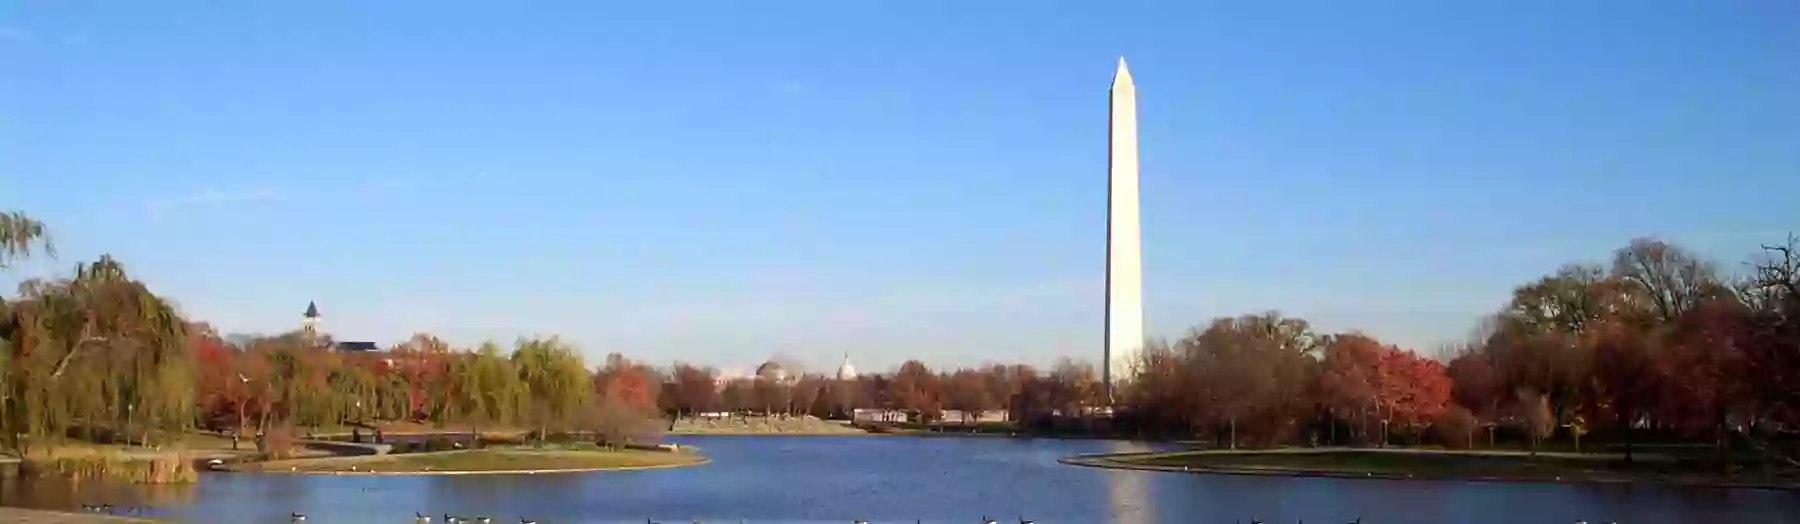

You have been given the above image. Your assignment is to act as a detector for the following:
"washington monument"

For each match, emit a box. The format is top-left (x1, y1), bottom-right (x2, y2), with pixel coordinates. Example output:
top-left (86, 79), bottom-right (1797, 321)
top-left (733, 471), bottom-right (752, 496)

top-left (1104, 57), bottom-right (1144, 402)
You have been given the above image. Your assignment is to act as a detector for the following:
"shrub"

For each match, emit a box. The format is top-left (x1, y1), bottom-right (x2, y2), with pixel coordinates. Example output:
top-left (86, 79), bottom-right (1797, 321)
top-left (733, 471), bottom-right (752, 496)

top-left (260, 427), bottom-right (299, 460)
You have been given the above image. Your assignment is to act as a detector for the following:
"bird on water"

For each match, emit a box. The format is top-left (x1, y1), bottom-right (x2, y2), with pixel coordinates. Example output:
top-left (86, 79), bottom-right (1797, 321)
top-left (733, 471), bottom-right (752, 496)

top-left (289, 512), bottom-right (307, 522)
top-left (415, 512), bottom-right (432, 523)
top-left (519, 517), bottom-right (538, 524)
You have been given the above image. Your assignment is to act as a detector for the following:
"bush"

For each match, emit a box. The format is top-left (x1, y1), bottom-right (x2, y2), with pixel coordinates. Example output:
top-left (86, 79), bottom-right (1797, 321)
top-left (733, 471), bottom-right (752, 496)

top-left (260, 427), bottom-right (300, 460)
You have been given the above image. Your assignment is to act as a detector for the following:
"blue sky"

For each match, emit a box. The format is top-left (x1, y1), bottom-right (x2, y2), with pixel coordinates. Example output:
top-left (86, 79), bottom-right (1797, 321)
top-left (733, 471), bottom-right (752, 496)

top-left (3, 1), bottom-right (1797, 373)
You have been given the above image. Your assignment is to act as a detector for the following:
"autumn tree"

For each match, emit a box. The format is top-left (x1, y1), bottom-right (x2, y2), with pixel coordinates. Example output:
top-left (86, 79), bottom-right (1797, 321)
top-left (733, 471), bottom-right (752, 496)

top-left (668, 363), bottom-right (718, 416)
top-left (1612, 238), bottom-right (1730, 324)
top-left (1050, 358), bottom-right (1101, 418)
top-left (1319, 334), bottom-right (1383, 444)
top-left (943, 369), bottom-right (994, 423)
top-left (1445, 350), bottom-right (1502, 447)
top-left (791, 375), bottom-right (825, 417)
top-left (887, 360), bottom-right (939, 421)
top-left (593, 353), bottom-right (658, 412)
top-left (1183, 312), bottom-right (1320, 448)
top-left (586, 353), bottom-right (663, 447)
top-left (1585, 320), bottom-right (1660, 462)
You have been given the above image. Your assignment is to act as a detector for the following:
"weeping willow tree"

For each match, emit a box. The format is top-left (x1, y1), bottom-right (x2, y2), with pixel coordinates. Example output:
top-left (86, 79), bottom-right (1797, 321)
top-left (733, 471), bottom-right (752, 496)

top-left (512, 336), bottom-right (589, 439)
top-left (450, 341), bottom-right (526, 432)
top-left (1, 210), bottom-right (53, 269)
top-left (0, 210), bottom-right (52, 449)
top-left (1, 255), bottom-right (195, 452)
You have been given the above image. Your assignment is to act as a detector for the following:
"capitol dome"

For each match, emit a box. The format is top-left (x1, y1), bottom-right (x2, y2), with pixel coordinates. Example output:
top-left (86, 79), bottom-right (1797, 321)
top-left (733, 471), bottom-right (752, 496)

top-left (836, 352), bottom-right (857, 380)
top-left (755, 360), bottom-right (787, 382)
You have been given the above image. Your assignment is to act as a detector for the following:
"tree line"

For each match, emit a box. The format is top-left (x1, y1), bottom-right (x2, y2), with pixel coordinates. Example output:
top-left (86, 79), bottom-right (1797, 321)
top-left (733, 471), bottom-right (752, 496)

top-left (1119, 236), bottom-right (1800, 466)
top-left (4, 210), bottom-right (1798, 464)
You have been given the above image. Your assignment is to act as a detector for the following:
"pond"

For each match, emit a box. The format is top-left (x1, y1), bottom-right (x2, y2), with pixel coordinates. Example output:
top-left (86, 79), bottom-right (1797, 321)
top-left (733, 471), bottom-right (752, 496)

top-left (3, 436), bottom-right (1798, 523)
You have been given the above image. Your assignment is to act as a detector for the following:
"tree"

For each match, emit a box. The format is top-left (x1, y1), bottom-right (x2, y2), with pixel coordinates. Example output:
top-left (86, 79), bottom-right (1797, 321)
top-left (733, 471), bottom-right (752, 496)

top-left (0, 210), bottom-right (52, 269)
top-left (1612, 237), bottom-right (1728, 324)
top-left (1319, 334), bottom-right (1383, 444)
top-left (1658, 298), bottom-right (1756, 465)
top-left (1520, 390), bottom-right (1555, 456)
top-left (593, 353), bottom-right (657, 412)
top-left (1050, 358), bottom-right (1100, 418)
top-left (886, 360), bottom-right (938, 421)
top-left (448, 342), bottom-right (523, 431)
top-left (669, 363), bottom-right (718, 416)
top-left (511, 337), bottom-right (589, 439)
top-left (1585, 320), bottom-right (1659, 462)
top-left (2, 256), bottom-right (194, 450)
top-left (1446, 350), bottom-right (1503, 447)
top-left (1183, 312), bottom-right (1319, 449)
top-left (791, 375), bottom-right (825, 417)
top-left (943, 369), bottom-right (993, 423)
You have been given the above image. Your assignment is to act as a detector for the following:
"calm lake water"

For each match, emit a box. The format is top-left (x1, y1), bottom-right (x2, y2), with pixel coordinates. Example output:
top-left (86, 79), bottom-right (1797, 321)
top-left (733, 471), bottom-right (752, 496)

top-left (3, 436), bottom-right (1798, 523)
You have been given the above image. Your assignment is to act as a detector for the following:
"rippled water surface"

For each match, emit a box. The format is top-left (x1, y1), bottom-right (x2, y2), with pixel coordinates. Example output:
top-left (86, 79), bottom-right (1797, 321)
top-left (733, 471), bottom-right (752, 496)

top-left (4, 436), bottom-right (1798, 523)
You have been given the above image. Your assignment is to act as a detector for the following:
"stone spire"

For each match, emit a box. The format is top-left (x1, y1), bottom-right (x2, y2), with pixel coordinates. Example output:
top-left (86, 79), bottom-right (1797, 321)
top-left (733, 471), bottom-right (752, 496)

top-left (302, 300), bottom-right (321, 335)
top-left (1105, 57), bottom-right (1145, 403)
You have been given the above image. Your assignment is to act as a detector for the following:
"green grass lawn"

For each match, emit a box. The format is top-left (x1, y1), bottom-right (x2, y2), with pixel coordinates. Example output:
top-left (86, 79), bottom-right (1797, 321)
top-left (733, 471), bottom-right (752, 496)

top-left (244, 447), bottom-right (705, 474)
top-left (1112, 449), bottom-right (1800, 486)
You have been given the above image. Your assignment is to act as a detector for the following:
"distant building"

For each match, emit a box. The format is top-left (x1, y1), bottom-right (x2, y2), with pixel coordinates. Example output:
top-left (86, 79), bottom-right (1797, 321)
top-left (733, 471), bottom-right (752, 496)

top-left (836, 352), bottom-right (857, 381)
top-left (333, 341), bottom-right (380, 352)
top-left (301, 301), bottom-right (321, 333)
top-left (940, 409), bottom-right (1010, 424)
top-left (755, 360), bottom-right (789, 383)
top-left (299, 301), bottom-right (379, 356)
top-left (852, 408), bottom-right (906, 424)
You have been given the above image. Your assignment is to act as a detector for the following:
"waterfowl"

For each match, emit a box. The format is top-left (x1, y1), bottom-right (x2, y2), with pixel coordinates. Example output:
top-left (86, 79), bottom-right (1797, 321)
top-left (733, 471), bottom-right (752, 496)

top-left (290, 512), bottom-right (307, 522)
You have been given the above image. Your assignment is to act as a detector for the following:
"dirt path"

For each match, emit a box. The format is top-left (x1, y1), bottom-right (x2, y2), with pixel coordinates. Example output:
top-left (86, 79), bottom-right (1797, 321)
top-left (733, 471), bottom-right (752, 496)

top-left (0, 507), bottom-right (161, 523)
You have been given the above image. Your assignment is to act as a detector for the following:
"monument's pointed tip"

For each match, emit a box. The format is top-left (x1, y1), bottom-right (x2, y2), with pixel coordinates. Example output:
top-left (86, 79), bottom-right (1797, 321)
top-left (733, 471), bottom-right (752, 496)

top-left (1112, 57), bottom-right (1134, 88)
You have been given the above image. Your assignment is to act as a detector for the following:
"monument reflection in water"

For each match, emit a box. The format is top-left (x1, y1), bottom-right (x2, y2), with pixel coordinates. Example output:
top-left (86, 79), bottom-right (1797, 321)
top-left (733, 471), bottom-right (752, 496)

top-left (1101, 440), bottom-right (1157, 524)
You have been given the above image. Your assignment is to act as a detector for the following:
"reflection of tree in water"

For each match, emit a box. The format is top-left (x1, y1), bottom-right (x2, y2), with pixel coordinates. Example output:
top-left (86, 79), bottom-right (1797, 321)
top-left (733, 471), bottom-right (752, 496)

top-left (0, 470), bottom-right (196, 512)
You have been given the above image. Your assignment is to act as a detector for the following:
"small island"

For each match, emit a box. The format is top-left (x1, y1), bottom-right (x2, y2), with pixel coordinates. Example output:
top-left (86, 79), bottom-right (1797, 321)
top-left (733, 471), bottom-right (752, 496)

top-left (237, 446), bottom-right (706, 475)
top-left (1063, 448), bottom-right (1800, 489)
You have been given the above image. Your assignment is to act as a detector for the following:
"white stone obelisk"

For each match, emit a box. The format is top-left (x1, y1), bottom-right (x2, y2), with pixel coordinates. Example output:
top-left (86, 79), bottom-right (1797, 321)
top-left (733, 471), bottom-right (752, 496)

top-left (1104, 57), bottom-right (1144, 403)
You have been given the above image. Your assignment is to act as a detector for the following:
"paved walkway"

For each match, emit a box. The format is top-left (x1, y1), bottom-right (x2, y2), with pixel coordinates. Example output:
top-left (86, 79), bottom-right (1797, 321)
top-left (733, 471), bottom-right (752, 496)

top-left (295, 439), bottom-right (392, 456)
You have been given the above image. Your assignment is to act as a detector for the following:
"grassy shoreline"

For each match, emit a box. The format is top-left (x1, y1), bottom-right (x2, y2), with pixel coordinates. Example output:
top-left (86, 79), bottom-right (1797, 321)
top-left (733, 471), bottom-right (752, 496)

top-left (233, 447), bottom-right (706, 475)
top-left (0, 506), bottom-right (167, 523)
top-left (1063, 448), bottom-right (1800, 490)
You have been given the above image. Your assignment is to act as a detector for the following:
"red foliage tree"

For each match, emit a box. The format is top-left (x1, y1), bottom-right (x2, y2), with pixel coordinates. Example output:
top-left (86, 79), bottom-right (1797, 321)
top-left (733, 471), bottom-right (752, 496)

top-left (1657, 298), bottom-right (1757, 462)
top-left (593, 353), bottom-right (657, 412)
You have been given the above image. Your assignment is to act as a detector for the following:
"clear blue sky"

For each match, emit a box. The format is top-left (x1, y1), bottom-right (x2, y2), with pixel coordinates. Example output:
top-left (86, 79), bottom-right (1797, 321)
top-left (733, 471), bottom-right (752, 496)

top-left (3, 1), bottom-right (1796, 373)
